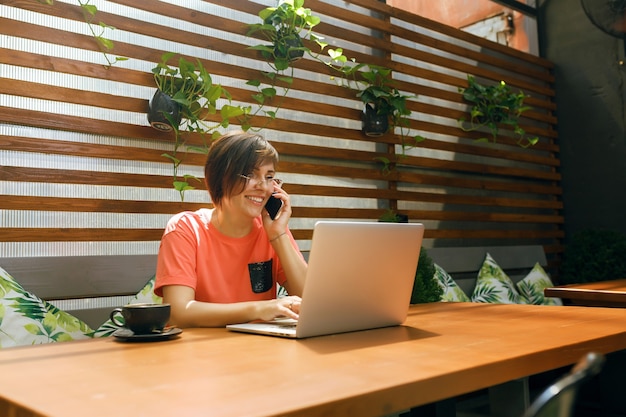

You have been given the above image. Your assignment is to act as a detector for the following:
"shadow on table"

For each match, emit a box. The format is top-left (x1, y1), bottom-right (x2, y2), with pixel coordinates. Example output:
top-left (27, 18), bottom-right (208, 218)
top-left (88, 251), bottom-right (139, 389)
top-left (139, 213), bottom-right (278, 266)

top-left (299, 325), bottom-right (438, 354)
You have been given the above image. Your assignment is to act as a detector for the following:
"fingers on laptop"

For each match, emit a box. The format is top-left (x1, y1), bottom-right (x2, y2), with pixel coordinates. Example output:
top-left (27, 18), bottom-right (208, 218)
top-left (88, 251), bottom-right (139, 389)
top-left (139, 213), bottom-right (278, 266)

top-left (282, 296), bottom-right (301, 317)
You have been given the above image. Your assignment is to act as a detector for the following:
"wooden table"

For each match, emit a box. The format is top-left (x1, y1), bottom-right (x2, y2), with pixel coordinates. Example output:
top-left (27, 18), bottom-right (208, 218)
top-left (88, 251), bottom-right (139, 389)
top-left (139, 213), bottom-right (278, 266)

top-left (545, 279), bottom-right (626, 307)
top-left (1, 302), bottom-right (626, 417)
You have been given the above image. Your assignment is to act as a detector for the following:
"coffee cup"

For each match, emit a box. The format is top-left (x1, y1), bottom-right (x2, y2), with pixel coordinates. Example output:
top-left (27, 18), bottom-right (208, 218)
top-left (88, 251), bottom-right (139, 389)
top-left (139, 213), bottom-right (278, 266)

top-left (109, 303), bottom-right (171, 335)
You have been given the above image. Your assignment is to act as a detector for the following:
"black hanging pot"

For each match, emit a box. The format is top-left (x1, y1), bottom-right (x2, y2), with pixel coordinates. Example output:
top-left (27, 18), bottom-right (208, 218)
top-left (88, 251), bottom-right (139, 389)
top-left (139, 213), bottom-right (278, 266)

top-left (274, 32), bottom-right (305, 62)
top-left (148, 89), bottom-right (181, 132)
top-left (361, 103), bottom-right (389, 137)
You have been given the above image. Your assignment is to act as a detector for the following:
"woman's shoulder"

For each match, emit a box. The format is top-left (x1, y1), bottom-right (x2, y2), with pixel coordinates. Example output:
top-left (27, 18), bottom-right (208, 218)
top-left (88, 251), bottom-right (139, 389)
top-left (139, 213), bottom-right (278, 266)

top-left (165, 208), bottom-right (213, 230)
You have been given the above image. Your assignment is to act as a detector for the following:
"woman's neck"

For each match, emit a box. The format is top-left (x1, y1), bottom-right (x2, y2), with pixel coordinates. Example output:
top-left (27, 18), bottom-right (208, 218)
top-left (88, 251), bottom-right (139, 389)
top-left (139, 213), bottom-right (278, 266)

top-left (211, 208), bottom-right (253, 238)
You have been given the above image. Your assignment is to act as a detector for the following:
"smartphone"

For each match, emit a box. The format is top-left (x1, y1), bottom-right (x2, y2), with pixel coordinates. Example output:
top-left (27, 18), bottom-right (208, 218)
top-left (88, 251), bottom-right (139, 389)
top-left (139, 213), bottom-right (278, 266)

top-left (265, 194), bottom-right (282, 220)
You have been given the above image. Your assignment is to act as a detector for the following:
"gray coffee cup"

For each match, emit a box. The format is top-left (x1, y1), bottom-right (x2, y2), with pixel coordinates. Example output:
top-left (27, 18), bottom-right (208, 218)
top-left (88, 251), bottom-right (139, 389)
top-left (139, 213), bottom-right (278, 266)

top-left (110, 303), bottom-right (171, 334)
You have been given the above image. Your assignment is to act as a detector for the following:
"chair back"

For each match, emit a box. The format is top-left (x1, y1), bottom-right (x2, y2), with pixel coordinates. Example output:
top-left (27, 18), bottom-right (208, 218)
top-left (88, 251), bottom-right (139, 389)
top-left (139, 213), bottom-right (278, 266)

top-left (521, 352), bottom-right (605, 417)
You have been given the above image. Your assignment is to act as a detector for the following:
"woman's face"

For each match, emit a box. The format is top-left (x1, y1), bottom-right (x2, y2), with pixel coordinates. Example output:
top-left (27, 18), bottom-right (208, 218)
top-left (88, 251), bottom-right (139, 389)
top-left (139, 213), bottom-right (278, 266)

top-left (221, 162), bottom-right (278, 220)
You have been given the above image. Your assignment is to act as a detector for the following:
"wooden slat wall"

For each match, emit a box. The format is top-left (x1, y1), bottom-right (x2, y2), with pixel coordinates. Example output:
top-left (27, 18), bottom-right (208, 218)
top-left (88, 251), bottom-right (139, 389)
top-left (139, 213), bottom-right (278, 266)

top-left (0, 0), bottom-right (562, 269)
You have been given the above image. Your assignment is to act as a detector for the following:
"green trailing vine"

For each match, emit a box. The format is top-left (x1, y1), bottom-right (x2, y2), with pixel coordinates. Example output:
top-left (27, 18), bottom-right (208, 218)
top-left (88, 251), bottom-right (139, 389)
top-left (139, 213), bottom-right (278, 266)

top-left (38, 0), bottom-right (127, 67)
top-left (246, 0), bottom-right (424, 177)
top-left (347, 64), bottom-right (425, 151)
top-left (338, 64), bottom-right (425, 175)
top-left (458, 75), bottom-right (538, 148)
top-left (244, 0), bottom-right (321, 130)
top-left (150, 53), bottom-right (250, 200)
top-left (245, 0), bottom-right (360, 131)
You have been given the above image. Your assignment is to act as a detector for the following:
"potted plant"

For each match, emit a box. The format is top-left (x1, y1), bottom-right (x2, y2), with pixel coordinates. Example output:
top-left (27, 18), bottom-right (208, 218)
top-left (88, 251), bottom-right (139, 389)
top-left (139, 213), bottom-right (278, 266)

top-left (245, 0), bottom-right (358, 129)
top-left (247, 0), bottom-right (352, 76)
top-left (458, 75), bottom-right (538, 148)
top-left (351, 65), bottom-right (424, 154)
top-left (378, 210), bottom-right (442, 304)
top-left (357, 65), bottom-right (407, 137)
top-left (410, 247), bottom-right (442, 304)
top-left (560, 229), bottom-right (626, 285)
top-left (378, 208), bottom-right (409, 223)
top-left (149, 52), bottom-right (249, 199)
top-left (247, 0), bottom-right (320, 70)
top-left (243, 0), bottom-right (322, 129)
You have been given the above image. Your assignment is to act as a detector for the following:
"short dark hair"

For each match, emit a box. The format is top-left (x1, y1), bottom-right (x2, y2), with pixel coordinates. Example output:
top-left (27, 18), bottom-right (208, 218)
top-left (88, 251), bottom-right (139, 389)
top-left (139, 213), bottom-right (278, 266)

top-left (204, 131), bottom-right (279, 206)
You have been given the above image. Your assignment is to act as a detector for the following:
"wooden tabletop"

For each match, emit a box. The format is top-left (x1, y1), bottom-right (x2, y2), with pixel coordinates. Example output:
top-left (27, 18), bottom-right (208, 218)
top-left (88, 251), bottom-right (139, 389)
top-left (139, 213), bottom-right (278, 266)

top-left (544, 279), bottom-right (626, 307)
top-left (1, 302), bottom-right (626, 417)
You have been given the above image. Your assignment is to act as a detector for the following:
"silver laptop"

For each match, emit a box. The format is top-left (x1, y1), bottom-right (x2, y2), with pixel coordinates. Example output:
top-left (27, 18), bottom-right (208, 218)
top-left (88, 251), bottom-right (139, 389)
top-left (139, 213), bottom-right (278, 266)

top-left (226, 221), bottom-right (425, 338)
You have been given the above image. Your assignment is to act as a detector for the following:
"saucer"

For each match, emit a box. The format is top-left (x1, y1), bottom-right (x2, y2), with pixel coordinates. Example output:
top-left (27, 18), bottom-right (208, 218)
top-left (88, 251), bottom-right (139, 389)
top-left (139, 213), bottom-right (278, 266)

top-left (112, 327), bottom-right (182, 342)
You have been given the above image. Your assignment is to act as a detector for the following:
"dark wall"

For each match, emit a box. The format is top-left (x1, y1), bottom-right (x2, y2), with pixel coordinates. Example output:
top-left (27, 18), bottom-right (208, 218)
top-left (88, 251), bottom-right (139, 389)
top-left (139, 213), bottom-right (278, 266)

top-left (538, 0), bottom-right (626, 241)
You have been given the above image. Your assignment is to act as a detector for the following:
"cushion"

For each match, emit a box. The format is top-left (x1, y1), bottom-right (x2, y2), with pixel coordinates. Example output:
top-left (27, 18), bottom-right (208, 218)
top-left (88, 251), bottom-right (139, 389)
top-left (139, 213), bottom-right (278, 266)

top-left (277, 284), bottom-right (288, 298)
top-left (434, 263), bottom-right (471, 302)
top-left (93, 275), bottom-right (162, 337)
top-left (471, 253), bottom-right (526, 304)
top-left (0, 265), bottom-right (94, 348)
top-left (517, 263), bottom-right (563, 306)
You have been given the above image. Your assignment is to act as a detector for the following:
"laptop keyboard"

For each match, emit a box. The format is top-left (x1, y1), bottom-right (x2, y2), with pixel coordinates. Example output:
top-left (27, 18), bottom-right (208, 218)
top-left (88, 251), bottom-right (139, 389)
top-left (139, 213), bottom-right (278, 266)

top-left (271, 318), bottom-right (297, 329)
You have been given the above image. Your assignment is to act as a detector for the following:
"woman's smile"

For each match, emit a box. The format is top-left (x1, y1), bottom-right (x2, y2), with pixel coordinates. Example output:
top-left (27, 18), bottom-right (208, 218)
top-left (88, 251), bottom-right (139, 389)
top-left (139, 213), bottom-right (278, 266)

top-left (245, 194), bottom-right (266, 206)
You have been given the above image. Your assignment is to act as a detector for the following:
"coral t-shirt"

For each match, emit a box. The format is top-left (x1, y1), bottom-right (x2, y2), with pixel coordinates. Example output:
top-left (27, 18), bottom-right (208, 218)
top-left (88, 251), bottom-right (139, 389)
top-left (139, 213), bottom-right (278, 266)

top-left (155, 208), bottom-right (295, 303)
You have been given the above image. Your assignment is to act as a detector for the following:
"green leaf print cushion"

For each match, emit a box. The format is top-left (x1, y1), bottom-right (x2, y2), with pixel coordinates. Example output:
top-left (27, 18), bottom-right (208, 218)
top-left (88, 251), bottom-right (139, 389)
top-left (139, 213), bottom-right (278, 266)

top-left (0, 265), bottom-right (94, 348)
top-left (516, 263), bottom-right (563, 306)
top-left (93, 274), bottom-right (162, 337)
top-left (434, 263), bottom-right (471, 302)
top-left (471, 253), bottom-right (526, 304)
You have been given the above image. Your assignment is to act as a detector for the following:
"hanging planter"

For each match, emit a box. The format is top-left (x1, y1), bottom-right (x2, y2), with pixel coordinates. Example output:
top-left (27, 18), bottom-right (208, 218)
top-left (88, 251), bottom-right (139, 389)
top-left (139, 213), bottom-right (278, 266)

top-left (247, 0), bottom-right (319, 71)
top-left (458, 75), bottom-right (538, 148)
top-left (244, 0), bottom-right (322, 130)
top-left (355, 65), bottom-right (424, 151)
top-left (361, 103), bottom-right (389, 137)
top-left (149, 52), bottom-right (249, 201)
top-left (147, 89), bottom-right (181, 132)
top-left (244, 0), bottom-right (358, 131)
top-left (273, 29), bottom-right (305, 62)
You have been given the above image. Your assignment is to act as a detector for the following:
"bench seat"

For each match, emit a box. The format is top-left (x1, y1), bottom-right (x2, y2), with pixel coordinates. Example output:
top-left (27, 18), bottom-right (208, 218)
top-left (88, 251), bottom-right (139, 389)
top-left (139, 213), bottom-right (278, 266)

top-left (428, 245), bottom-right (548, 296)
top-left (1, 255), bottom-right (157, 329)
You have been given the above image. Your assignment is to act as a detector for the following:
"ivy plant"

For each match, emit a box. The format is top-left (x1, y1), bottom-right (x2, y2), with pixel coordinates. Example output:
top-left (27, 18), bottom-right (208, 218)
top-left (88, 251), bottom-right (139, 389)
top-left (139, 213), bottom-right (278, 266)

top-left (352, 64), bottom-right (424, 150)
top-left (458, 75), bottom-right (538, 148)
top-left (245, 0), bottom-right (356, 130)
top-left (151, 53), bottom-right (250, 200)
top-left (38, 0), bottom-right (127, 67)
top-left (245, 0), bottom-right (321, 129)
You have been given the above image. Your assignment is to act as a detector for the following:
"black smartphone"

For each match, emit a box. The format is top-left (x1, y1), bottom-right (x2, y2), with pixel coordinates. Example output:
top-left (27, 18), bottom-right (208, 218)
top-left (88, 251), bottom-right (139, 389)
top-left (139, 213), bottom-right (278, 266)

top-left (265, 194), bottom-right (282, 220)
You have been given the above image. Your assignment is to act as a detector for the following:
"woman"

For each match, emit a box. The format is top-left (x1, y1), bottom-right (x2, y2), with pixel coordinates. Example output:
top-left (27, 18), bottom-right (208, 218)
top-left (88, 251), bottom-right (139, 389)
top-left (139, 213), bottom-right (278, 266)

top-left (155, 131), bottom-right (307, 327)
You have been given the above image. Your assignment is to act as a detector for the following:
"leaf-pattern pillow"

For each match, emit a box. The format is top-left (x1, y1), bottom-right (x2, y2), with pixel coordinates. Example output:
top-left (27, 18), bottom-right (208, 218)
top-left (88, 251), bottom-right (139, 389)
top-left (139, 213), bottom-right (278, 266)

top-left (434, 263), bottom-right (471, 302)
top-left (277, 284), bottom-right (288, 298)
top-left (0, 265), bottom-right (94, 348)
top-left (93, 274), bottom-right (162, 337)
top-left (517, 263), bottom-right (563, 306)
top-left (471, 253), bottom-right (526, 304)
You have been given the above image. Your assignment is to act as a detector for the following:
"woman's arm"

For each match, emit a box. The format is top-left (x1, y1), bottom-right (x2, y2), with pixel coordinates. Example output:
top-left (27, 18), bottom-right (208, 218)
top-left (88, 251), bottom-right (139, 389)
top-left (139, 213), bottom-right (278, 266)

top-left (163, 285), bottom-right (301, 328)
top-left (269, 233), bottom-right (307, 296)
top-left (263, 185), bottom-right (307, 297)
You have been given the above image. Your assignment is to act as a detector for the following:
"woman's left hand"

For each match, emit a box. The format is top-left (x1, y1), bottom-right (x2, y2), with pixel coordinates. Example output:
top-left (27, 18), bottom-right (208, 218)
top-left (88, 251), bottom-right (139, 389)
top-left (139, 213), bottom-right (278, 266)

top-left (263, 183), bottom-right (292, 238)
